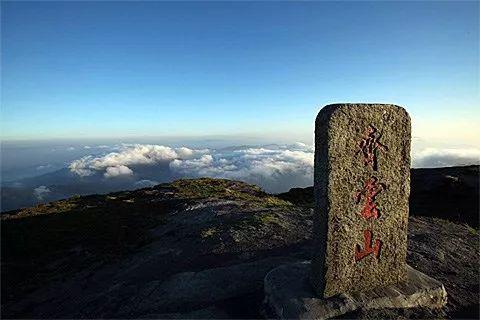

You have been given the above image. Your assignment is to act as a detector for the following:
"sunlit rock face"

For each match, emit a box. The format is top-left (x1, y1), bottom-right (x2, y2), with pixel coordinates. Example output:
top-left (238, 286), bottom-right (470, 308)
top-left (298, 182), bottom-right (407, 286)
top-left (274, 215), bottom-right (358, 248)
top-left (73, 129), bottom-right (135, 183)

top-left (311, 104), bottom-right (411, 297)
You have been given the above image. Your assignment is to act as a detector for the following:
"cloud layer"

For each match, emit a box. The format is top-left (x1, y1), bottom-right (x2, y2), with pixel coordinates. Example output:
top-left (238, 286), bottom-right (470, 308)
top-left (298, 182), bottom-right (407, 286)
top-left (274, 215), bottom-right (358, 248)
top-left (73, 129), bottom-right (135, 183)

top-left (104, 165), bottom-right (133, 178)
top-left (68, 143), bottom-right (479, 193)
top-left (69, 144), bottom-right (208, 178)
top-left (33, 186), bottom-right (51, 200)
top-left (413, 148), bottom-right (480, 168)
top-left (170, 144), bottom-right (314, 192)
top-left (68, 143), bottom-right (314, 192)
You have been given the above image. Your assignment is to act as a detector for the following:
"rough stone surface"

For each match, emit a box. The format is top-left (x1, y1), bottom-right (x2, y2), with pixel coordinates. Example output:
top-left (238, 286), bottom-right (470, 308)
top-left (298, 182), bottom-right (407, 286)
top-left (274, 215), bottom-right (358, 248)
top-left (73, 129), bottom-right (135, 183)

top-left (265, 261), bottom-right (447, 319)
top-left (121, 257), bottom-right (297, 316)
top-left (312, 104), bottom-right (411, 297)
top-left (2, 177), bottom-right (477, 319)
top-left (139, 306), bottom-right (230, 319)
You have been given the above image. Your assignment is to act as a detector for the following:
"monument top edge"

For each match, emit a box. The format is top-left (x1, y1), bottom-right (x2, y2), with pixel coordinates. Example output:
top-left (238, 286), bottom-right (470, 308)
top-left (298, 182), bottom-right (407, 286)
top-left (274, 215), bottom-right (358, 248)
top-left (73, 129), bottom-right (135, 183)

top-left (322, 103), bottom-right (405, 109)
top-left (316, 103), bottom-right (409, 121)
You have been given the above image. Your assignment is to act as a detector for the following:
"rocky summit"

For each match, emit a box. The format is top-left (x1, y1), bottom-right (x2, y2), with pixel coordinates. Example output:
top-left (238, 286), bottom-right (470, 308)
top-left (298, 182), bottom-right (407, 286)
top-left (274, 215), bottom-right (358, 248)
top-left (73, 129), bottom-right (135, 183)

top-left (1, 171), bottom-right (479, 319)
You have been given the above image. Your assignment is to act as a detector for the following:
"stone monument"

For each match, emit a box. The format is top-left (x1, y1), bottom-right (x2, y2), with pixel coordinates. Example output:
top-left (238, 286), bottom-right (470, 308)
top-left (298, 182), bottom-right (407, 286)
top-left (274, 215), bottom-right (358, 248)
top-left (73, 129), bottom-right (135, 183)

top-left (311, 103), bottom-right (410, 297)
top-left (264, 104), bottom-right (447, 319)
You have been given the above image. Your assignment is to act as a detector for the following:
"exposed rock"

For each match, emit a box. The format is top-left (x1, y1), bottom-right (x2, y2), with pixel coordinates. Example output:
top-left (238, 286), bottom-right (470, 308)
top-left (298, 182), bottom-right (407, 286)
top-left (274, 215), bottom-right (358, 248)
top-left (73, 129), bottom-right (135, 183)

top-left (277, 186), bottom-right (314, 208)
top-left (122, 257), bottom-right (297, 317)
top-left (139, 306), bottom-right (230, 319)
top-left (407, 216), bottom-right (479, 314)
top-left (265, 262), bottom-right (446, 319)
top-left (410, 165), bottom-right (479, 227)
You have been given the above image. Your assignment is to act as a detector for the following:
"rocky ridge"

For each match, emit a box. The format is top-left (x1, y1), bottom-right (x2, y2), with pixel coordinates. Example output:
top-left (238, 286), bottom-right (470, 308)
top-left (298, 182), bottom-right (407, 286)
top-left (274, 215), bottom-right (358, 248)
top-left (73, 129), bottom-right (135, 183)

top-left (1, 171), bottom-right (479, 319)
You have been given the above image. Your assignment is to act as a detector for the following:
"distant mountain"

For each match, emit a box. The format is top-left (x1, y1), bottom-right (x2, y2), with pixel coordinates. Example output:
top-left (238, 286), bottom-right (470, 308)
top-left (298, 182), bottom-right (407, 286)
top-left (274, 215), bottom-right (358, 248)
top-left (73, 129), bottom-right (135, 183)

top-left (1, 162), bottom-right (176, 211)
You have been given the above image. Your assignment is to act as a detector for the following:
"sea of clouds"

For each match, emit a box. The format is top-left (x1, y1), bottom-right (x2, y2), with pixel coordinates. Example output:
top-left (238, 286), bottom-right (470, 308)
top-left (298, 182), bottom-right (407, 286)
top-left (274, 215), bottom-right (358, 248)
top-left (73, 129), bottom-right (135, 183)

top-left (412, 147), bottom-right (480, 168)
top-left (68, 143), bottom-right (314, 193)
top-left (67, 143), bottom-right (479, 193)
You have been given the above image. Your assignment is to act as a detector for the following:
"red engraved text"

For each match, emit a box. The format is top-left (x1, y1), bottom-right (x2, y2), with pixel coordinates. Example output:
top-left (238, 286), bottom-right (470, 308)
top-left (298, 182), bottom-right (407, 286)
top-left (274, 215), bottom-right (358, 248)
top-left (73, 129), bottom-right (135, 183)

top-left (355, 230), bottom-right (382, 262)
top-left (356, 125), bottom-right (387, 171)
top-left (355, 177), bottom-right (386, 220)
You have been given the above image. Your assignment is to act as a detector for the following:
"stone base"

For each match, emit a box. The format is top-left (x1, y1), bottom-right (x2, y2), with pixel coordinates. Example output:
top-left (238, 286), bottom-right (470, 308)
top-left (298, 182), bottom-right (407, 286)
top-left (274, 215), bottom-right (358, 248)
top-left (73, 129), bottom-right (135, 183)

top-left (264, 261), bottom-right (447, 319)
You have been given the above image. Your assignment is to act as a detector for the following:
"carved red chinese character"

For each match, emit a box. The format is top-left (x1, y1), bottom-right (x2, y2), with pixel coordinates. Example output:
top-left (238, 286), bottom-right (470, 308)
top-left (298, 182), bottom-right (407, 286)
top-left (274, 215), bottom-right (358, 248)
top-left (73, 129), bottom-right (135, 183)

top-left (355, 230), bottom-right (382, 262)
top-left (356, 125), bottom-right (387, 171)
top-left (355, 177), bottom-right (386, 220)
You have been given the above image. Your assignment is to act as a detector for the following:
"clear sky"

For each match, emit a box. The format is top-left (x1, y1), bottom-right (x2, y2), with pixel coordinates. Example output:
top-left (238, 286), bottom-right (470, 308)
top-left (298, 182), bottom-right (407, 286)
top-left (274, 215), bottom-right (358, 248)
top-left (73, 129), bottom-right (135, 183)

top-left (1, 1), bottom-right (479, 147)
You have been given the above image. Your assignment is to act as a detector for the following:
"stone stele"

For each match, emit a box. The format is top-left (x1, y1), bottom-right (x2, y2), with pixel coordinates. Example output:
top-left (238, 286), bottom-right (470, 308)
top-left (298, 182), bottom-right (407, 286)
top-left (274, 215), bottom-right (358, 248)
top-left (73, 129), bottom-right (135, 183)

top-left (311, 103), bottom-right (411, 297)
top-left (263, 104), bottom-right (447, 319)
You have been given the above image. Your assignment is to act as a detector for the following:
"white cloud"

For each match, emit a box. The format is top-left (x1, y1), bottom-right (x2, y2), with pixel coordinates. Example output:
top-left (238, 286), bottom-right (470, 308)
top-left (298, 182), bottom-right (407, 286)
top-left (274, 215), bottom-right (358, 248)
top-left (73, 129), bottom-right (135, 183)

top-left (134, 179), bottom-right (159, 188)
top-left (69, 156), bottom-right (96, 177)
top-left (69, 144), bottom-right (208, 177)
top-left (104, 165), bottom-right (133, 178)
top-left (36, 164), bottom-right (52, 171)
top-left (68, 143), bottom-right (314, 192)
top-left (33, 186), bottom-right (51, 200)
top-left (413, 148), bottom-right (480, 168)
top-left (176, 147), bottom-right (195, 159)
top-left (169, 145), bottom-right (314, 192)
top-left (67, 143), bottom-right (479, 193)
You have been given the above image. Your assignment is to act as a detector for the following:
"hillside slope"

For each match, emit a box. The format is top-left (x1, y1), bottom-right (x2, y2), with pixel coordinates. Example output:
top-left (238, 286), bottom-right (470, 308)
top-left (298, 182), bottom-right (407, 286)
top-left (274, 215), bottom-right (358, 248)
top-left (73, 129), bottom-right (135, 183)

top-left (1, 175), bottom-right (479, 319)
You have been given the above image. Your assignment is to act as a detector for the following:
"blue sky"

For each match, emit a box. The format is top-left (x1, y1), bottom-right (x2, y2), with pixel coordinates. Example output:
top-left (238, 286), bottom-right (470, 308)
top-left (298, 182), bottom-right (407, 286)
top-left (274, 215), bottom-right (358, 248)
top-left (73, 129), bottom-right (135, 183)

top-left (1, 1), bottom-right (478, 147)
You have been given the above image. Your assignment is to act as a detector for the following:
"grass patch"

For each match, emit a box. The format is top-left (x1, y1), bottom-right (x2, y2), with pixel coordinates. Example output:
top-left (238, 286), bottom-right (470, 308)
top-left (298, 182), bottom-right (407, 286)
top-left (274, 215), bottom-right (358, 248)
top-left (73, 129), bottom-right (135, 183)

top-left (253, 213), bottom-right (281, 225)
top-left (201, 227), bottom-right (218, 238)
top-left (234, 212), bottom-right (285, 231)
top-left (6, 199), bottom-right (79, 220)
top-left (169, 178), bottom-right (292, 207)
top-left (466, 225), bottom-right (479, 235)
top-left (253, 213), bottom-right (283, 226)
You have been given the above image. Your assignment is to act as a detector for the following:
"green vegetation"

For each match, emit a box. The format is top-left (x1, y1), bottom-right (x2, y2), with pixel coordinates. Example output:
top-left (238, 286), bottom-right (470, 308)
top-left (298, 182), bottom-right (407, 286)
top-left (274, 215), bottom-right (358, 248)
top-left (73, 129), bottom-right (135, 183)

top-left (232, 212), bottom-right (286, 232)
top-left (10, 199), bottom-right (79, 219)
top-left (253, 213), bottom-right (282, 225)
top-left (466, 225), bottom-right (478, 235)
top-left (201, 227), bottom-right (218, 238)
top-left (170, 178), bottom-right (292, 207)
